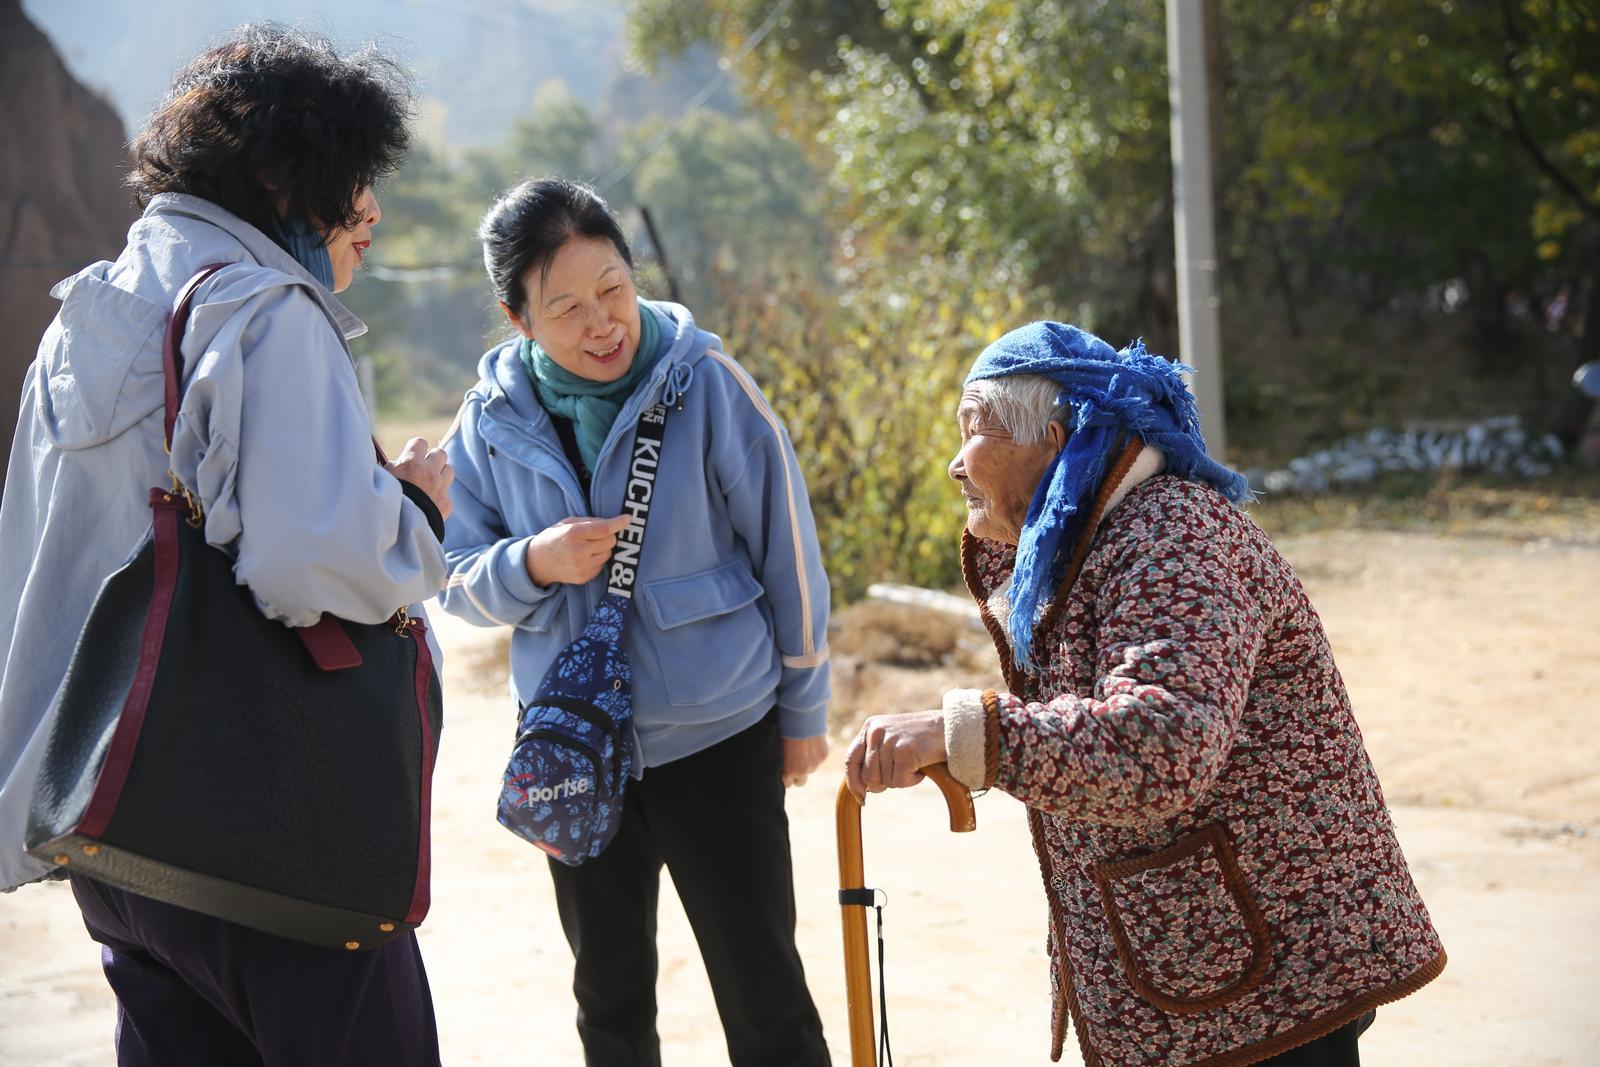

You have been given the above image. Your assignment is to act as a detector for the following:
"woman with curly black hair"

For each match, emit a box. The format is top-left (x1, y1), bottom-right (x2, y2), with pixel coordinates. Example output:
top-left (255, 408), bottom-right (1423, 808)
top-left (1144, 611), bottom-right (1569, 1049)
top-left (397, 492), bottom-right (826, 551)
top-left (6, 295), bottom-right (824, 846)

top-left (0, 24), bottom-right (451, 1066)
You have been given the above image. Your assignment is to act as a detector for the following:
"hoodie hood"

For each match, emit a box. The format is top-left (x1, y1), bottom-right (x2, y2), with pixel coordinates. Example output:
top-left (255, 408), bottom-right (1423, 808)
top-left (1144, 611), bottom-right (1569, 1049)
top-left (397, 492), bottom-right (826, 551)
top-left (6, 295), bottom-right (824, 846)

top-left (34, 262), bottom-right (168, 452)
top-left (33, 193), bottom-right (364, 453)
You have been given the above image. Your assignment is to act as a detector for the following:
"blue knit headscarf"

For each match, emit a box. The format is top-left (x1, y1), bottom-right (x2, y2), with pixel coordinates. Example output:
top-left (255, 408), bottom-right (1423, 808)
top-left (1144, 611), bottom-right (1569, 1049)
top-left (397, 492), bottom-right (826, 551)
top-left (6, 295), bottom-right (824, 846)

top-left (965, 321), bottom-right (1254, 671)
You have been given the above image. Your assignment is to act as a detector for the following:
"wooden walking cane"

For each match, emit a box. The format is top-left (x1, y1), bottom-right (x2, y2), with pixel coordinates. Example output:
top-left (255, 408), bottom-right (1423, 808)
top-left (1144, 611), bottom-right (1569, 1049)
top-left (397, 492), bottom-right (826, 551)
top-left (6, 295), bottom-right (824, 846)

top-left (836, 764), bottom-right (976, 1067)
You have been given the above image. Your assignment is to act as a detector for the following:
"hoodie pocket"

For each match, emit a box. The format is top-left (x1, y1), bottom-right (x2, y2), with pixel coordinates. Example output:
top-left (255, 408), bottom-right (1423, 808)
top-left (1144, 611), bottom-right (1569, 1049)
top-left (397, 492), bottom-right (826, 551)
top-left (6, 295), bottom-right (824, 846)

top-left (638, 560), bottom-right (773, 708)
top-left (1091, 823), bottom-right (1272, 1014)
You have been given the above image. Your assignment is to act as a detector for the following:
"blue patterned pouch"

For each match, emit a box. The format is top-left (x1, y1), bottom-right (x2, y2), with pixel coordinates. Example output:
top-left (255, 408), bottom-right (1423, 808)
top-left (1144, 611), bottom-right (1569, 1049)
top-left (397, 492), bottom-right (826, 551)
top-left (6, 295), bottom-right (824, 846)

top-left (497, 404), bottom-right (668, 865)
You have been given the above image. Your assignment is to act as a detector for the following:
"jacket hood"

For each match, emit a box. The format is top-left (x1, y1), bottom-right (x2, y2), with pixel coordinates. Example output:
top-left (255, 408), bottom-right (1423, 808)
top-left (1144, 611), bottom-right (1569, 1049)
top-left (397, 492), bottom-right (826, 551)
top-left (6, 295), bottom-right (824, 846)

top-left (33, 193), bottom-right (365, 453)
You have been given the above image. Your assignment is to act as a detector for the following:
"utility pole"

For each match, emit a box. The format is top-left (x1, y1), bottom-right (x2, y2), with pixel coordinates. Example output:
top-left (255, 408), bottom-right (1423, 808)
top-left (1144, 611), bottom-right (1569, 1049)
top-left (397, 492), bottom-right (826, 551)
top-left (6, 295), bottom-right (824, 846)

top-left (1166, 0), bottom-right (1229, 459)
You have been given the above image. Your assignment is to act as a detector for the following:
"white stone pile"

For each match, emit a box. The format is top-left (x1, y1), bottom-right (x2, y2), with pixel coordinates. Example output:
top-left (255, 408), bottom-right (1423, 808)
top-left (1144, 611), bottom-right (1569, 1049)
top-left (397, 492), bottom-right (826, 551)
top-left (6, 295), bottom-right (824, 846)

top-left (1251, 416), bottom-right (1564, 495)
top-left (864, 583), bottom-right (984, 626)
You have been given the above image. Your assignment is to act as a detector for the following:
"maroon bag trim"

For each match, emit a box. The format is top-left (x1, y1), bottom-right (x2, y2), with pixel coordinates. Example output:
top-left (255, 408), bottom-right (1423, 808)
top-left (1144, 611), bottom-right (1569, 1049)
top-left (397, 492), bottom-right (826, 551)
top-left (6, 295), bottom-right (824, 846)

top-left (77, 490), bottom-right (186, 838)
top-left (297, 615), bottom-right (364, 671)
top-left (79, 262), bottom-right (228, 839)
top-left (403, 617), bottom-right (436, 925)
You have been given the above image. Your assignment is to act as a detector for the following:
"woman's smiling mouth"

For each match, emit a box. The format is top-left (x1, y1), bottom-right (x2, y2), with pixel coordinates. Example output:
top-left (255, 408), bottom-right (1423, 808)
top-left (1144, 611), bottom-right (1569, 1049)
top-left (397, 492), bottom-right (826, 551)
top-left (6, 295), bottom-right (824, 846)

top-left (588, 338), bottom-right (624, 363)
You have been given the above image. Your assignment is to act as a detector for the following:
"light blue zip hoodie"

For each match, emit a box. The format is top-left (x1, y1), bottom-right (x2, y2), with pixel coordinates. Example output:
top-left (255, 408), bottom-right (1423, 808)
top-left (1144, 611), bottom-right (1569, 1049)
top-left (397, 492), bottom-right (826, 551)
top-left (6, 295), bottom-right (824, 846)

top-left (439, 302), bottom-right (831, 769)
top-left (0, 194), bottom-right (447, 890)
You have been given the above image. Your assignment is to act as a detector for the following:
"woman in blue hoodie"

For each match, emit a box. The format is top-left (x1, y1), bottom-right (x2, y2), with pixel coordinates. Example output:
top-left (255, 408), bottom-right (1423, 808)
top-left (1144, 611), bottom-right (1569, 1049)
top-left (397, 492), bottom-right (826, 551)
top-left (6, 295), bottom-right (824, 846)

top-left (440, 178), bottom-right (832, 1066)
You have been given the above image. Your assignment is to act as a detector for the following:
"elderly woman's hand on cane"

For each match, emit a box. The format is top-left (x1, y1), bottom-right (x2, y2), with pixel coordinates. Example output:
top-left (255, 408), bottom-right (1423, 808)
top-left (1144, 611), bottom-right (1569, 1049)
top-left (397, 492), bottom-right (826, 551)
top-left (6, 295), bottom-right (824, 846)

top-left (843, 710), bottom-right (948, 803)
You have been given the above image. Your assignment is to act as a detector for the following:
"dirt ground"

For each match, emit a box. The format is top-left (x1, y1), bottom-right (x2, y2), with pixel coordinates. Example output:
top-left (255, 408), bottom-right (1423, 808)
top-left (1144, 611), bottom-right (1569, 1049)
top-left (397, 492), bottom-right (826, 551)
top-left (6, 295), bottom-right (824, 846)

top-left (2, 521), bottom-right (1597, 1065)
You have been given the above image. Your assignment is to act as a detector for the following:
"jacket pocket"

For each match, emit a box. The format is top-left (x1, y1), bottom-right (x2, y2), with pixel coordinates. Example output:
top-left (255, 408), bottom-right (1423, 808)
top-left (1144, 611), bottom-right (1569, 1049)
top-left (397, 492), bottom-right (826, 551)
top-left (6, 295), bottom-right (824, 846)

top-left (638, 560), bottom-right (773, 707)
top-left (1091, 823), bottom-right (1272, 1014)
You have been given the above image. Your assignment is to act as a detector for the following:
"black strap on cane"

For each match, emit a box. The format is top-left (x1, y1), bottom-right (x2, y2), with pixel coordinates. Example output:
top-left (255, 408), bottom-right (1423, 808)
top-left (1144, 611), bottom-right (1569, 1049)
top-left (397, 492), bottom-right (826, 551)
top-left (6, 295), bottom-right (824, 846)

top-left (838, 888), bottom-right (893, 1067)
top-left (602, 403), bottom-right (668, 601)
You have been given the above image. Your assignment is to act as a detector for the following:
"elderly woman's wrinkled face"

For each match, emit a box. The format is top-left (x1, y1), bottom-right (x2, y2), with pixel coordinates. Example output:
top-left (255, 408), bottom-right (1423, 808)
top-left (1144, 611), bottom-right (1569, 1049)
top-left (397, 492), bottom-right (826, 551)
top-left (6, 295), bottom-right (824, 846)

top-left (948, 387), bottom-right (1065, 544)
top-left (511, 235), bottom-right (641, 383)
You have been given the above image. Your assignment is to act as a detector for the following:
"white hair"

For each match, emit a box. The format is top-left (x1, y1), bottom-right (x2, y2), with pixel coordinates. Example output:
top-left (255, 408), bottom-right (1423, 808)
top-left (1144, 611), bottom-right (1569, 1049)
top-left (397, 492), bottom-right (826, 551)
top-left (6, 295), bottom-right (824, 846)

top-left (967, 374), bottom-right (1072, 445)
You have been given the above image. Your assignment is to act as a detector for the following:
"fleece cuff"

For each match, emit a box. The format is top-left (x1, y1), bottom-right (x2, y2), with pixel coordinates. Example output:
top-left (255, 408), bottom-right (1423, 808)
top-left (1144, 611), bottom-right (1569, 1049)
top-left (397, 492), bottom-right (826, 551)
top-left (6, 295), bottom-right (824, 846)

top-left (942, 688), bottom-right (989, 790)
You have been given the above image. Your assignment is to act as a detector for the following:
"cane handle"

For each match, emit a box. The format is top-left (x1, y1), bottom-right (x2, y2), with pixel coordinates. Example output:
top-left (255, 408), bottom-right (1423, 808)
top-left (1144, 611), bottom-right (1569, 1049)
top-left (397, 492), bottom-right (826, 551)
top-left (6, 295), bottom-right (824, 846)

top-left (834, 762), bottom-right (976, 830)
top-left (921, 763), bottom-right (977, 833)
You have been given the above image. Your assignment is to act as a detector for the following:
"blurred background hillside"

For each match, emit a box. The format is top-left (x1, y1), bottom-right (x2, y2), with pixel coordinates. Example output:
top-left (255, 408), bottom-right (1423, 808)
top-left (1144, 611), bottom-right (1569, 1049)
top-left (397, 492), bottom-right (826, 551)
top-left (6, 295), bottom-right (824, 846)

top-left (4, 0), bottom-right (1598, 600)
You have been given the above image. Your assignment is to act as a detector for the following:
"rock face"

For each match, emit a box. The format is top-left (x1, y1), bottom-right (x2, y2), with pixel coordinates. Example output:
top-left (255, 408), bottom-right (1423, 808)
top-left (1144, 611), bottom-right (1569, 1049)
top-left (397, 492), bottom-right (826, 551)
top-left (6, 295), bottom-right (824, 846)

top-left (0, 0), bottom-right (134, 483)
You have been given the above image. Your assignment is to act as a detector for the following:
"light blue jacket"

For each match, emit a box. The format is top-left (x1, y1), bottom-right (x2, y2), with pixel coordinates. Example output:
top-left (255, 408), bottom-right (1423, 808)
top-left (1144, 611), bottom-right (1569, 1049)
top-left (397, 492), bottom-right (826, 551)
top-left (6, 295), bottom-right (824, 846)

top-left (438, 302), bottom-right (831, 769)
top-left (0, 195), bottom-right (447, 890)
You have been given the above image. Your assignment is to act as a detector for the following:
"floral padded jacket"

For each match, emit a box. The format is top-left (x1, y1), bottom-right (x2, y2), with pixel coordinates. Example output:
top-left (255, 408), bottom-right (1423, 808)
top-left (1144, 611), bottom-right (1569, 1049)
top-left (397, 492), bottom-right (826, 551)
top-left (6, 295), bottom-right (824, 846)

top-left (949, 448), bottom-right (1445, 1067)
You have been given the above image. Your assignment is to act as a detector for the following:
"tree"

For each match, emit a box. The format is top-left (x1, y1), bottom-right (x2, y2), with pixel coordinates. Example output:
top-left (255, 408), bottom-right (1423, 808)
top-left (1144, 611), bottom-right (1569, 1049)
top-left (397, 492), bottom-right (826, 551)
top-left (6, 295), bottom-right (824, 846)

top-left (630, 0), bottom-right (1600, 443)
top-left (631, 110), bottom-right (829, 312)
top-left (630, 0), bottom-right (1180, 344)
top-left (721, 246), bottom-right (1054, 599)
top-left (1234, 0), bottom-right (1600, 359)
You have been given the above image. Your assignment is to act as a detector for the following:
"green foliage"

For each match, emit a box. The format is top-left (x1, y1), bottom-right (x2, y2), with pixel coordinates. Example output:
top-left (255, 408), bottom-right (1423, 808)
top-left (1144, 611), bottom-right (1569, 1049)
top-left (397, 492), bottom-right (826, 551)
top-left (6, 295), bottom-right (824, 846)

top-left (633, 0), bottom-right (1175, 341)
top-left (718, 247), bottom-right (1052, 600)
top-left (1233, 0), bottom-right (1600, 336)
top-left (340, 143), bottom-right (500, 418)
top-left (632, 111), bottom-right (830, 307)
top-left (630, 0), bottom-right (1600, 372)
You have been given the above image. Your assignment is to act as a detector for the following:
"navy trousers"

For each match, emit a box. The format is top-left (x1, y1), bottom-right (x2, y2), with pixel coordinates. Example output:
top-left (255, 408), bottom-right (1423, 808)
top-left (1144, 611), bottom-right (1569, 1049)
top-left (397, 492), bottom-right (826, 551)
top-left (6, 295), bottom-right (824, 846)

top-left (546, 709), bottom-right (830, 1067)
top-left (70, 873), bottom-right (441, 1066)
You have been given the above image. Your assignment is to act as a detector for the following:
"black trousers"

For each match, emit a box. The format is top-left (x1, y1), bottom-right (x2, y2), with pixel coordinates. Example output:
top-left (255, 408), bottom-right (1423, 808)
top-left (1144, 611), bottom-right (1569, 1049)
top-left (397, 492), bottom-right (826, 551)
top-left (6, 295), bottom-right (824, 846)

top-left (1257, 1010), bottom-right (1376, 1067)
top-left (69, 873), bottom-right (440, 1066)
top-left (547, 709), bottom-right (830, 1067)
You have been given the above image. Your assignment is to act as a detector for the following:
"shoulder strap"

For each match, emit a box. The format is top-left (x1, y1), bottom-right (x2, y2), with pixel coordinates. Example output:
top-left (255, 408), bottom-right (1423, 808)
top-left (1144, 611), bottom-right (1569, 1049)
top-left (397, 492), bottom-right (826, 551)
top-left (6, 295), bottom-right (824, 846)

top-left (161, 262), bottom-right (231, 450)
top-left (603, 403), bottom-right (669, 600)
top-left (159, 262), bottom-right (413, 650)
top-left (163, 262), bottom-right (390, 467)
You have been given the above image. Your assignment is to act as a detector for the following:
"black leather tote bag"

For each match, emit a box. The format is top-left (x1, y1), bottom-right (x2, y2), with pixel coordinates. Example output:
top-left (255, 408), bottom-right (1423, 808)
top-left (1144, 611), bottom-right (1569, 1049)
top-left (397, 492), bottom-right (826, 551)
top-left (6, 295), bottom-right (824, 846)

top-left (26, 264), bottom-right (443, 952)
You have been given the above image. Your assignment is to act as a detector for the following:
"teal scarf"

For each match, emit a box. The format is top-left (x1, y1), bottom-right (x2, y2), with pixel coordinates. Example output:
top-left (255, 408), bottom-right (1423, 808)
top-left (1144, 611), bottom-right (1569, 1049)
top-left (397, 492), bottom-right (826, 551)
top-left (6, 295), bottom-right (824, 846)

top-left (521, 300), bottom-right (663, 472)
top-left (278, 215), bottom-right (333, 290)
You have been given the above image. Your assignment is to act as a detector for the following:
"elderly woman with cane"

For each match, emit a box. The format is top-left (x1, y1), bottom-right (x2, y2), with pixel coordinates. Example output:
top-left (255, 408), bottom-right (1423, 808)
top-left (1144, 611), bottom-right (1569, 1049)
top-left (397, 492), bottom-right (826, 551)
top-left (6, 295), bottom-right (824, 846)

top-left (845, 323), bottom-right (1445, 1067)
